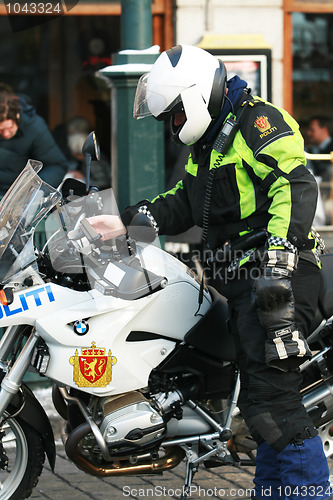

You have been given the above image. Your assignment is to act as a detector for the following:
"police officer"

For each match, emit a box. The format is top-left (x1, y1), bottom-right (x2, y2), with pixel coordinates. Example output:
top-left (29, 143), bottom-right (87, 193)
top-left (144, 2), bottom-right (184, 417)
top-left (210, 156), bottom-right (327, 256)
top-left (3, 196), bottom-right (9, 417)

top-left (89, 45), bottom-right (330, 499)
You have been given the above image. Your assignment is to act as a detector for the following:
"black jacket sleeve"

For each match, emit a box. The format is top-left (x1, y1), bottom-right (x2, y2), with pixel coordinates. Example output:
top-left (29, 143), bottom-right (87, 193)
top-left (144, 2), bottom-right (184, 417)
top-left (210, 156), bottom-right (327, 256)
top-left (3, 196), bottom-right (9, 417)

top-left (121, 177), bottom-right (195, 236)
top-left (239, 100), bottom-right (318, 248)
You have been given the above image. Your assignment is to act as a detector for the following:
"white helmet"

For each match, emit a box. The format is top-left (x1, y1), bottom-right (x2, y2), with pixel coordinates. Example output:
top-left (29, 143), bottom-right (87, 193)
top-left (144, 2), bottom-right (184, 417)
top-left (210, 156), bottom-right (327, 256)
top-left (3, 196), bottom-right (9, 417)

top-left (133, 45), bottom-right (227, 146)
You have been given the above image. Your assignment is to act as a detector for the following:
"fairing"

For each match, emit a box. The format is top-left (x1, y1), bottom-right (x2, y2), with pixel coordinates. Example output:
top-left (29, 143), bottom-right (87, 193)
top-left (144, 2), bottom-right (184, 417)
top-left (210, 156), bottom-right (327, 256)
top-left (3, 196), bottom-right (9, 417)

top-left (0, 162), bottom-right (211, 395)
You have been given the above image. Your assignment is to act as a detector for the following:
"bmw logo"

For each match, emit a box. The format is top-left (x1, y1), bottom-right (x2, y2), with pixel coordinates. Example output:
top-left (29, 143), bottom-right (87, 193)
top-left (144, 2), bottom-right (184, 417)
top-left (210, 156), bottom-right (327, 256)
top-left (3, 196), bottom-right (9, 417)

top-left (73, 320), bottom-right (89, 336)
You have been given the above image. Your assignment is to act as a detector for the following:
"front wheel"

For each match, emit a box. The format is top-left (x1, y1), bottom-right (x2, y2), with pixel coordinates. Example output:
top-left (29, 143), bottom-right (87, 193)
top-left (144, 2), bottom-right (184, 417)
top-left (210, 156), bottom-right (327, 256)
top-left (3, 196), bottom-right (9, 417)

top-left (0, 413), bottom-right (45, 500)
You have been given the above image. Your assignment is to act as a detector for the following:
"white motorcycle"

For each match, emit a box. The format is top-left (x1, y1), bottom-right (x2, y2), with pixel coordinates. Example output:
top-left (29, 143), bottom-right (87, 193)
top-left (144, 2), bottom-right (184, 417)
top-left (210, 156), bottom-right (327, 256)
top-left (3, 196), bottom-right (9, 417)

top-left (0, 133), bottom-right (332, 500)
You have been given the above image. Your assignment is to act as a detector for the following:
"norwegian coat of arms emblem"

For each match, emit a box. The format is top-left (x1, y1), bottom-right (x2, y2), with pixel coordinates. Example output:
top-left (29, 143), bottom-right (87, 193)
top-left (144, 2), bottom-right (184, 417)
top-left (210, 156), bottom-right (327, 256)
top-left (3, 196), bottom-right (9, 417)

top-left (254, 115), bottom-right (271, 132)
top-left (69, 341), bottom-right (117, 387)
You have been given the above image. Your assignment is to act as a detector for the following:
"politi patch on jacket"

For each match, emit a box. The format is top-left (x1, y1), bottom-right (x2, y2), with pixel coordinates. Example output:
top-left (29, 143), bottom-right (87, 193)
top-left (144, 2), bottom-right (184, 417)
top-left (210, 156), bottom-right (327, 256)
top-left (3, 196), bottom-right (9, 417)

top-left (254, 116), bottom-right (276, 137)
top-left (241, 104), bottom-right (293, 158)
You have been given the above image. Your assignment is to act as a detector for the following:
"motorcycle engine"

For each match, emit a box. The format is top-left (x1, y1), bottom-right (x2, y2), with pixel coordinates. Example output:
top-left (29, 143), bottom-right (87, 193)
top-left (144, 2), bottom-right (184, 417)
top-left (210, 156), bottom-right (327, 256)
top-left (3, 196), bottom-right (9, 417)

top-left (99, 391), bottom-right (165, 456)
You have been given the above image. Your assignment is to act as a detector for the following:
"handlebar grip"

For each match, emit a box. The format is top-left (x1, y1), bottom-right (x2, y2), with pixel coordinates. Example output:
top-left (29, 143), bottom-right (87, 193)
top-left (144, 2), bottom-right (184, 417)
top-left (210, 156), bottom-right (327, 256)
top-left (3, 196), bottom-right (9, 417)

top-left (67, 219), bottom-right (102, 243)
top-left (80, 218), bottom-right (102, 242)
top-left (67, 228), bottom-right (84, 240)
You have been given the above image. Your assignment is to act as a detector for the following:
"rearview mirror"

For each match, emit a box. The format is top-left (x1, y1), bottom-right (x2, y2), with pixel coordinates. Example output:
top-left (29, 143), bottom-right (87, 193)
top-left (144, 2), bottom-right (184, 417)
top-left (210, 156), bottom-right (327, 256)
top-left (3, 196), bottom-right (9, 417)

top-left (82, 131), bottom-right (100, 161)
top-left (81, 131), bottom-right (101, 192)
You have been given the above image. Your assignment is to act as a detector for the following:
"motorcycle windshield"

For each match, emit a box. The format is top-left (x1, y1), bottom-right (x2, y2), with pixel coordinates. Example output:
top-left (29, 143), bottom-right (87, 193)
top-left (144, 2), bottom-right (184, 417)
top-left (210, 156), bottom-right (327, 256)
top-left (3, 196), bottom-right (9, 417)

top-left (45, 188), bottom-right (170, 299)
top-left (45, 187), bottom-right (123, 281)
top-left (0, 160), bottom-right (61, 285)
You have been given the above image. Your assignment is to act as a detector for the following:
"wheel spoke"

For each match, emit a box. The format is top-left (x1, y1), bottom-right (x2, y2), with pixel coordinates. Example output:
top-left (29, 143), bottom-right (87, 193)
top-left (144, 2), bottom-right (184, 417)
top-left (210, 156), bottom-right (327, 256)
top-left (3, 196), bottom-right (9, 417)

top-left (2, 430), bottom-right (16, 444)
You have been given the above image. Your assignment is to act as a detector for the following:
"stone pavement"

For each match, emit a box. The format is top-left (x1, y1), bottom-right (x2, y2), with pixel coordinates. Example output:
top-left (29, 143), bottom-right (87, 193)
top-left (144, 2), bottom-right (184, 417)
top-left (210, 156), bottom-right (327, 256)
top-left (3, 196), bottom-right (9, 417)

top-left (30, 441), bottom-right (255, 500)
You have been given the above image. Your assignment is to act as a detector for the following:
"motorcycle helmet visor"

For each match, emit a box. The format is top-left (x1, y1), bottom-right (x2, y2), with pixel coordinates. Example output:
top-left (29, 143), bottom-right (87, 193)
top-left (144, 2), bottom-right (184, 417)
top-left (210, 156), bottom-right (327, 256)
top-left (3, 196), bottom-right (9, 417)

top-left (133, 72), bottom-right (186, 120)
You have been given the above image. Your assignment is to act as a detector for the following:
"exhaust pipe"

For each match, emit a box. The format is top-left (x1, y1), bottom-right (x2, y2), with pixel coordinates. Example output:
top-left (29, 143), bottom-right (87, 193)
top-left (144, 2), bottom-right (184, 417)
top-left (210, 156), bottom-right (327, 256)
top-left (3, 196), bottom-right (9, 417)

top-left (63, 422), bottom-right (185, 477)
top-left (302, 378), bottom-right (333, 426)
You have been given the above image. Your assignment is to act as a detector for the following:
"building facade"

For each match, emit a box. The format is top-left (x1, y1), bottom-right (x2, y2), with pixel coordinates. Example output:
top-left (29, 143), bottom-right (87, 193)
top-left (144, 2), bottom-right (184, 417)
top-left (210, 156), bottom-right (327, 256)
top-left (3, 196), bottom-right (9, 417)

top-left (0, 0), bottom-right (331, 142)
top-left (174, 0), bottom-right (333, 124)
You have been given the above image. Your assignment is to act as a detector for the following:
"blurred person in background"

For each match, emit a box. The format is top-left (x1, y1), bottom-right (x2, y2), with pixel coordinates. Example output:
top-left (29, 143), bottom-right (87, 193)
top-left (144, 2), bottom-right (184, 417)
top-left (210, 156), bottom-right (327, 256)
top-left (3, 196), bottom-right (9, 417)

top-left (0, 83), bottom-right (69, 196)
top-left (52, 115), bottom-right (111, 190)
top-left (306, 116), bottom-right (333, 224)
top-left (306, 116), bottom-right (333, 182)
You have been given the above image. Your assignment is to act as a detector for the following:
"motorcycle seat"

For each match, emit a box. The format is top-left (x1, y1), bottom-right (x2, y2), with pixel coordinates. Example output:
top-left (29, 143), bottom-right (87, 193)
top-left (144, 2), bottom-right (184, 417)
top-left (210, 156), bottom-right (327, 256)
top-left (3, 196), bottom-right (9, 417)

top-left (184, 285), bottom-right (238, 362)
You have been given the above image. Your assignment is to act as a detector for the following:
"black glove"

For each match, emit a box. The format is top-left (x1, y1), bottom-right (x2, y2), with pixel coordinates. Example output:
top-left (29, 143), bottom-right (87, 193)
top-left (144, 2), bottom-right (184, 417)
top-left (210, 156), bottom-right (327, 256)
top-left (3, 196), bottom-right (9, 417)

top-left (253, 249), bottom-right (312, 372)
top-left (124, 206), bottom-right (159, 243)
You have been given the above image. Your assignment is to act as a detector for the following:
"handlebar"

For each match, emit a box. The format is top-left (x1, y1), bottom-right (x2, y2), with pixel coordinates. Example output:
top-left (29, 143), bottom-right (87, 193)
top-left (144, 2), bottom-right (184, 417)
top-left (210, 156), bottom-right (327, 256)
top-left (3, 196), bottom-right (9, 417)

top-left (67, 218), bottom-right (102, 244)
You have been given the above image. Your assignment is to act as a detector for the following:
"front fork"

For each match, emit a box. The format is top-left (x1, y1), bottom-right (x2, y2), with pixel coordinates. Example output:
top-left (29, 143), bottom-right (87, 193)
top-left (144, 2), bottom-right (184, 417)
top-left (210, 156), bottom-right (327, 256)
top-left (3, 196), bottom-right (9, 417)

top-left (0, 326), bottom-right (39, 419)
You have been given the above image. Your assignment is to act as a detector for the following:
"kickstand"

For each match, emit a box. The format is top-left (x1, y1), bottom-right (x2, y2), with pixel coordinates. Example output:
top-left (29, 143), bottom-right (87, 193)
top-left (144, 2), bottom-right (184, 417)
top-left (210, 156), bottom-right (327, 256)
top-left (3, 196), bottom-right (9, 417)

top-left (180, 461), bottom-right (197, 500)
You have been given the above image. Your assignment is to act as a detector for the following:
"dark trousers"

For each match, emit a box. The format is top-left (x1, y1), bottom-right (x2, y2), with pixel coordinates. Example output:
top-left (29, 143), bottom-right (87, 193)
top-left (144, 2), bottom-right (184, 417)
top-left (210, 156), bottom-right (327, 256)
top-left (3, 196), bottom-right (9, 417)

top-left (217, 258), bottom-right (321, 452)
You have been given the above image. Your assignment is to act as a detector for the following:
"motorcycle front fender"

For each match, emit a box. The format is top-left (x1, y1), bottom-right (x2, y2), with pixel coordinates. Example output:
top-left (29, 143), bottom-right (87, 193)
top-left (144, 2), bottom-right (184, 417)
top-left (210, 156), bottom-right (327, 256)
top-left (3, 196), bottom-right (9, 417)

top-left (9, 383), bottom-right (56, 470)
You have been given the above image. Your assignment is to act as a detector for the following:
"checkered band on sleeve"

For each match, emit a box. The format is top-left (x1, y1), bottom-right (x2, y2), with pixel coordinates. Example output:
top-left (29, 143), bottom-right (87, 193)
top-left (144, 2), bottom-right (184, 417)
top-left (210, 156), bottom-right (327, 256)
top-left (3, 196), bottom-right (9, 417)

top-left (138, 205), bottom-right (159, 235)
top-left (268, 236), bottom-right (298, 254)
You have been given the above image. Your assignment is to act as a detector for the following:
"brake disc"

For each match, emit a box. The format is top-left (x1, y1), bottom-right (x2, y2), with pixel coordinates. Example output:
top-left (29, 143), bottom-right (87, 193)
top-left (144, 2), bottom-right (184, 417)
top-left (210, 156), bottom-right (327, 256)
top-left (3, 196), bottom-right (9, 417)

top-left (0, 431), bottom-right (9, 470)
